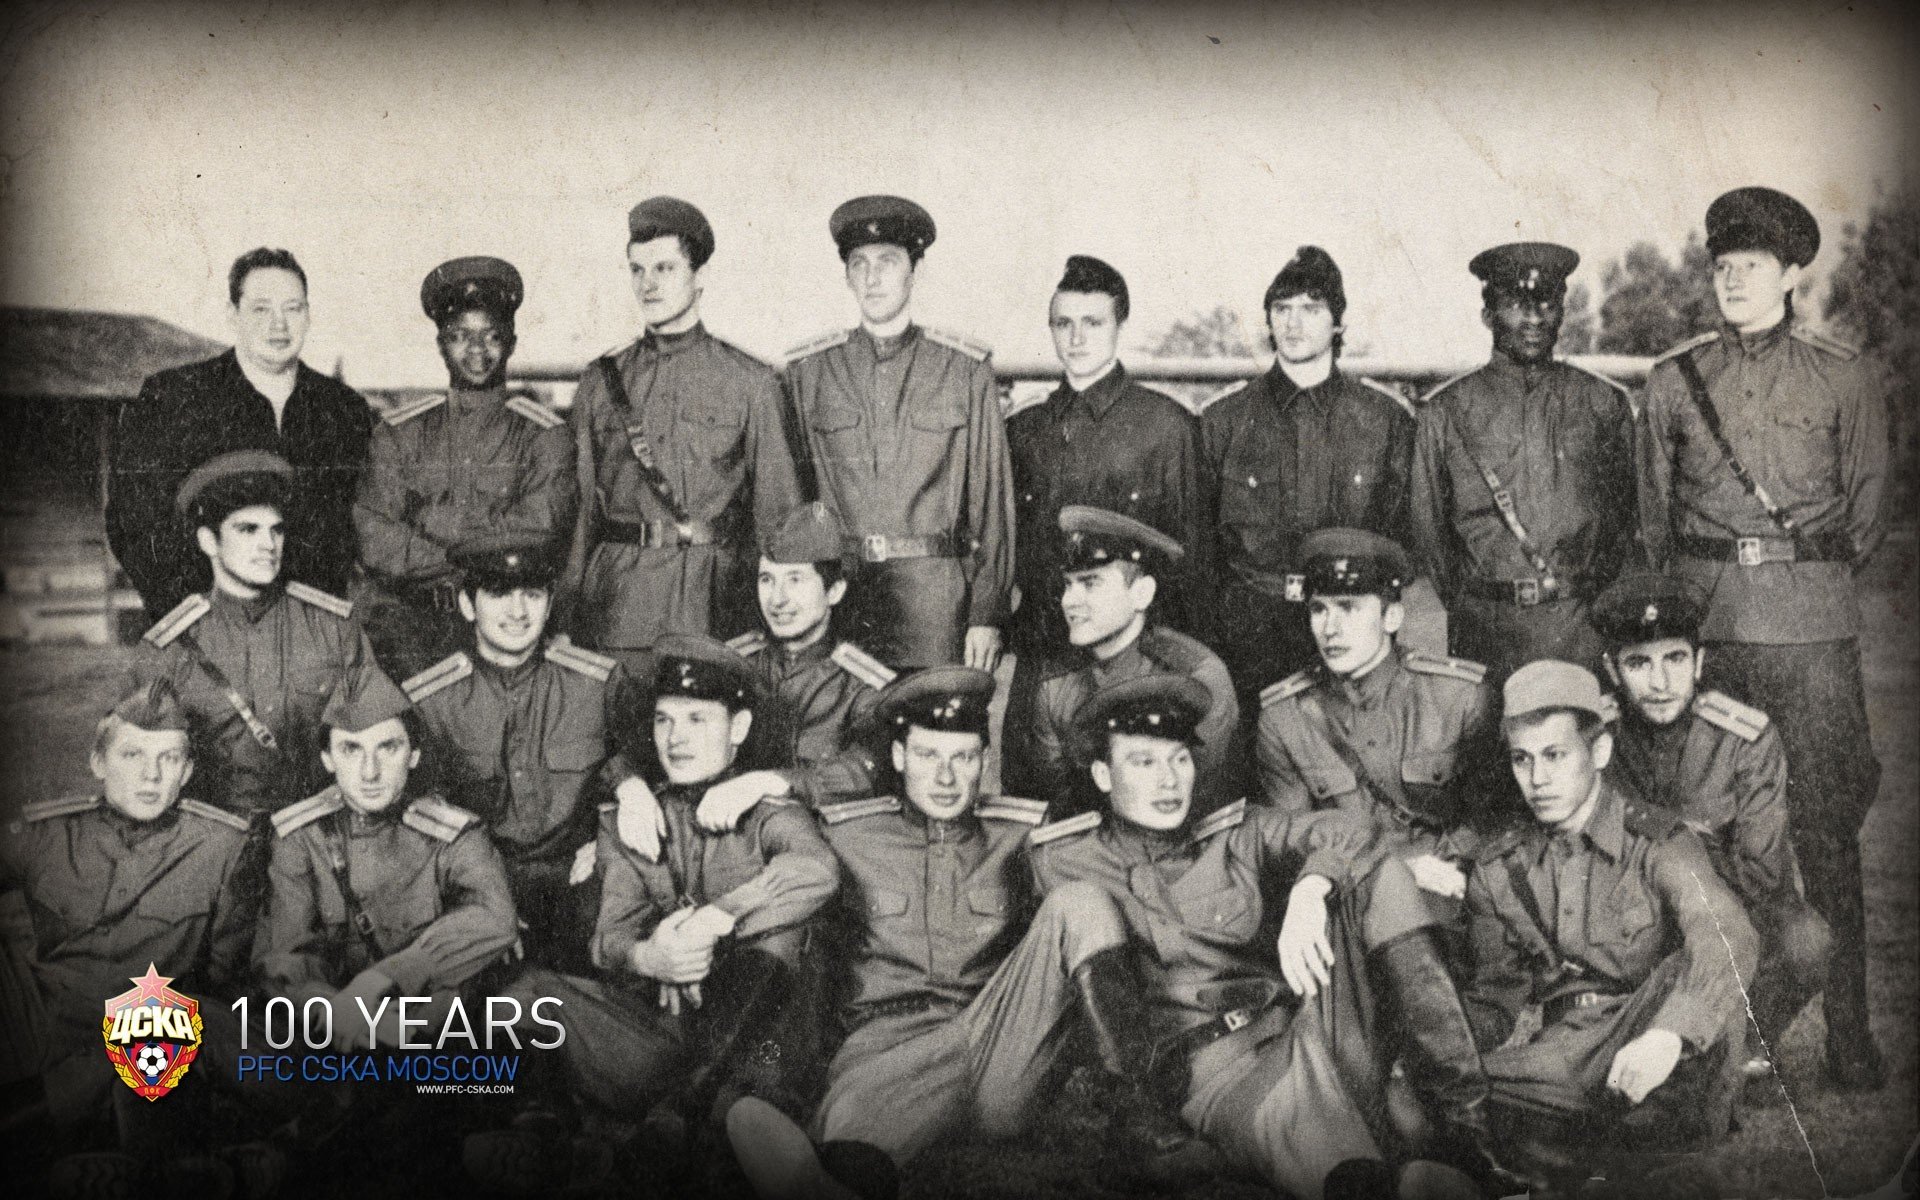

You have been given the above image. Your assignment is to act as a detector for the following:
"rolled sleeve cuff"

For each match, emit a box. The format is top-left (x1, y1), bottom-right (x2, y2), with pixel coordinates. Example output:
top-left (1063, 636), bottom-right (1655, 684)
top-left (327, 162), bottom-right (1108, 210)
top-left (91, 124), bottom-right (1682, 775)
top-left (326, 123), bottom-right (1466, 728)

top-left (1650, 993), bottom-right (1717, 1053)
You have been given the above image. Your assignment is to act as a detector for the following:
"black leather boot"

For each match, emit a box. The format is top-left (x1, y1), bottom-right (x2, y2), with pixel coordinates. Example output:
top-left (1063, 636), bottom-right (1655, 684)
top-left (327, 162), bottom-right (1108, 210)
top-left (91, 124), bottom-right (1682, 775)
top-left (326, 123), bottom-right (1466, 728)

top-left (1372, 931), bottom-right (1501, 1178)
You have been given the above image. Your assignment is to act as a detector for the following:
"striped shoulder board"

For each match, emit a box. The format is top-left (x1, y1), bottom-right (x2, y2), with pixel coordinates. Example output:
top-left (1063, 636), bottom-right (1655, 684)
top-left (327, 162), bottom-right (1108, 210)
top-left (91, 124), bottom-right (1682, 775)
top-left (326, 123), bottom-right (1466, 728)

top-left (727, 631), bottom-right (769, 657)
top-left (505, 394), bottom-right (565, 429)
top-left (143, 594), bottom-right (210, 648)
top-left (404, 653), bottom-right (474, 704)
top-left (1403, 651), bottom-right (1487, 685)
top-left (820, 796), bottom-right (902, 826)
top-left (1623, 800), bottom-right (1683, 842)
top-left (1029, 810), bottom-right (1101, 846)
top-left (920, 326), bottom-right (992, 362)
top-left (1473, 819), bottom-right (1532, 863)
top-left (1259, 670), bottom-right (1318, 709)
top-left (178, 798), bottom-right (251, 833)
top-left (1563, 361), bottom-right (1630, 397)
top-left (1420, 366), bottom-right (1480, 406)
top-left (272, 788), bottom-right (345, 838)
top-left (19, 794), bottom-right (100, 824)
top-left (832, 642), bottom-right (896, 690)
top-left (404, 795), bottom-right (481, 843)
top-left (381, 393), bottom-right (447, 426)
top-left (545, 637), bottom-right (616, 683)
top-left (1791, 326), bottom-right (1860, 362)
top-left (1692, 690), bottom-right (1768, 742)
top-left (978, 797), bottom-right (1048, 826)
top-left (286, 582), bottom-right (354, 620)
top-left (1651, 331), bottom-right (1721, 366)
top-left (1357, 376), bottom-right (1418, 419)
top-left (784, 328), bottom-right (851, 365)
top-left (1192, 798), bottom-right (1248, 842)
top-left (1194, 379), bottom-right (1249, 415)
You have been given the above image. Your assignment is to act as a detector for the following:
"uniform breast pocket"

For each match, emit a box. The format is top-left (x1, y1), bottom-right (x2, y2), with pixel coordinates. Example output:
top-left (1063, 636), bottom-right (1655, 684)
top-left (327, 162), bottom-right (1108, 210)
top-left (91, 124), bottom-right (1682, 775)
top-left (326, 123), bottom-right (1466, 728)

top-left (1219, 467), bottom-right (1277, 528)
top-left (1302, 764), bottom-right (1359, 806)
top-left (864, 887), bottom-right (911, 921)
top-left (1601, 891), bottom-right (1657, 949)
top-left (687, 398), bottom-right (748, 461)
top-left (1176, 885), bottom-right (1255, 940)
top-left (966, 887), bottom-right (1011, 932)
top-left (1401, 751), bottom-right (1457, 787)
top-left (288, 672), bottom-right (339, 725)
top-left (1766, 405), bottom-right (1838, 493)
top-left (907, 400), bottom-right (967, 447)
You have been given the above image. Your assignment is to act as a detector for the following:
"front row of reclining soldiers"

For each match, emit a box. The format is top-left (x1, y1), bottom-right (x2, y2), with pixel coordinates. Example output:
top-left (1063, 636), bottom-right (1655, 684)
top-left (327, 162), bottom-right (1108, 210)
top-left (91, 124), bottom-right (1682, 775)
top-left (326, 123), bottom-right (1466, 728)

top-left (4, 451), bottom-right (1807, 1199)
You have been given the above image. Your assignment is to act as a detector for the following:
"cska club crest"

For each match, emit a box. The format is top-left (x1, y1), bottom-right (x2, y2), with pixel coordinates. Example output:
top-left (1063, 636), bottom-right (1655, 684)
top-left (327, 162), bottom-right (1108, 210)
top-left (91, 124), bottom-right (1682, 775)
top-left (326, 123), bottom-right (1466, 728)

top-left (101, 964), bottom-right (204, 1101)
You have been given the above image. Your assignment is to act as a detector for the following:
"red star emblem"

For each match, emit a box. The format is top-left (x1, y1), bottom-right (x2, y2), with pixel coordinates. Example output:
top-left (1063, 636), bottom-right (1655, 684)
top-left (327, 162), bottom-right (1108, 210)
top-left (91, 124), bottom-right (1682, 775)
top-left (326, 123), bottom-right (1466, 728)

top-left (127, 964), bottom-right (175, 1005)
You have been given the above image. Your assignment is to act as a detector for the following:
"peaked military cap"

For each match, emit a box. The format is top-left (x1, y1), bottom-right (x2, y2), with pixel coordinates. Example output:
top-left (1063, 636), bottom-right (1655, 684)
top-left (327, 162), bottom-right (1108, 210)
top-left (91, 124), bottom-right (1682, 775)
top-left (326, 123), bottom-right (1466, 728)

top-left (174, 449), bottom-right (294, 523)
top-left (107, 677), bottom-right (190, 734)
top-left (874, 666), bottom-right (995, 738)
top-left (1705, 186), bottom-right (1819, 268)
top-left (1075, 673), bottom-right (1211, 747)
top-left (1056, 255), bottom-right (1130, 322)
top-left (421, 256), bottom-right (524, 324)
top-left (1469, 242), bottom-right (1579, 298)
top-left (1590, 572), bottom-right (1709, 648)
top-left (322, 666), bottom-right (413, 734)
top-left (628, 196), bottom-right (716, 268)
top-left (1058, 504), bottom-right (1184, 574)
top-left (1299, 527), bottom-right (1412, 599)
top-left (830, 195), bottom-right (935, 259)
top-left (760, 501), bottom-right (845, 565)
top-left (1264, 245), bottom-right (1346, 321)
top-left (449, 532), bottom-right (564, 592)
top-left (1503, 659), bottom-right (1609, 723)
top-left (654, 634), bottom-right (758, 708)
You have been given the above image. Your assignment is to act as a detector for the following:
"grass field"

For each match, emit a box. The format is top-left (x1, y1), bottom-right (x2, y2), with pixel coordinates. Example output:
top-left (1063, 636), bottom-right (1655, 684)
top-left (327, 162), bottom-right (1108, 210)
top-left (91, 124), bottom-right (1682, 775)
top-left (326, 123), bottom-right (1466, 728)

top-left (1, 539), bottom-right (1913, 1198)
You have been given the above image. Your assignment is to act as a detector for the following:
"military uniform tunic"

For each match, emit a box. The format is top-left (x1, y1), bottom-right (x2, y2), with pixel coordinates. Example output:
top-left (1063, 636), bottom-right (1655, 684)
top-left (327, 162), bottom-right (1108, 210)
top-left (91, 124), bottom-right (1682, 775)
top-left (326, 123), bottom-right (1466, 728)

top-left (730, 632), bottom-right (886, 807)
top-left (1201, 366), bottom-right (1416, 691)
top-left (133, 585), bottom-right (380, 816)
top-left (1411, 357), bottom-right (1637, 677)
top-left (784, 326), bottom-right (1014, 667)
top-left (568, 325), bottom-right (805, 656)
top-left (1031, 625), bottom-right (1242, 817)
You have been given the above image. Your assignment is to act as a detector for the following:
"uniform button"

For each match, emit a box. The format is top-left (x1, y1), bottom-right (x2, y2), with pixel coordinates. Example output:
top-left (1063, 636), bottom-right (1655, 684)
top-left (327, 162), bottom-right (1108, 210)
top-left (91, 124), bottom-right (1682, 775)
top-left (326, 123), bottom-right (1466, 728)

top-left (1247, 476), bottom-right (1259, 488)
top-left (1128, 491), bottom-right (1140, 502)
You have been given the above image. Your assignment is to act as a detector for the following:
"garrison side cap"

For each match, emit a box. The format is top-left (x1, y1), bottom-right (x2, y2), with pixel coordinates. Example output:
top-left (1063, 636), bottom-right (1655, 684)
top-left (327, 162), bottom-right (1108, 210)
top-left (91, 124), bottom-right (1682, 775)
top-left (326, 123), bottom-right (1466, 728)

top-left (760, 501), bottom-right (845, 565)
top-left (1503, 659), bottom-right (1609, 723)
top-left (322, 666), bottom-right (413, 735)
top-left (1056, 254), bottom-right (1129, 318)
top-left (107, 677), bottom-right (190, 734)
top-left (1264, 245), bottom-right (1346, 318)
top-left (421, 256), bottom-right (523, 324)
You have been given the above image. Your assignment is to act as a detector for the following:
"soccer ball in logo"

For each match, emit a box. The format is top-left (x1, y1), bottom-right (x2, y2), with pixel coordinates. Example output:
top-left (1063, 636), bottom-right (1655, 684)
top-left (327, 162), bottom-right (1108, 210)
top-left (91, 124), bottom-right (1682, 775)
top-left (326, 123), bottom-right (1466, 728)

top-left (135, 1044), bottom-right (169, 1080)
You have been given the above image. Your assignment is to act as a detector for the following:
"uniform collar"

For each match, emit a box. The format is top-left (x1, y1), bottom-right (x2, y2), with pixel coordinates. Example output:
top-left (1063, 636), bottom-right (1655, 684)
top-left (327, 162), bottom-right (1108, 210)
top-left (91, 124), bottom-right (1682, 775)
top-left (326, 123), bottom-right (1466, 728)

top-left (643, 322), bottom-right (708, 357)
top-left (777, 634), bottom-right (835, 670)
top-left (101, 800), bottom-right (181, 846)
top-left (344, 799), bottom-right (406, 833)
top-left (1726, 315), bottom-right (1791, 358)
top-left (1108, 815), bottom-right (1197, 864)
top-left (475, 646), bottom-right (542, 689)
top-left (448, 383), bottom-right (508, 412)
top-left (899, 803), bottom-right (983, 844)
top-left (208, 583), bottom-right (281, 625)
top-left (1335, 646), bottom-right (1401, 710)
top-left (1263, 361), bottom-right (1341, 413)
top-left (1550, 777), bottom-right (1625, 862)
top-left (1058, 362), bottom-right (1126, 419)
top-left (1483, 352), bottom-right (1559, 392)
top-left (855, 323), bottom-right (917, 361)
top-left (1086, 623), bottom-right (1150, 677)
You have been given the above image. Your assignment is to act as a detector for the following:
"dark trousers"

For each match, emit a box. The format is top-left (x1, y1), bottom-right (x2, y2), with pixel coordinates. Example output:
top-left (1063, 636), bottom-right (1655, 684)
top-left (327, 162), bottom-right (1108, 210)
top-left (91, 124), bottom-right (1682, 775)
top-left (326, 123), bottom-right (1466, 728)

top-left (1705, 639), bottom-right (1880, 1050)
top-left (1742, 887), bottom-right (1834, 1051)
top-left (843, 557), bottom-right (968, 669)
top-left (1209, 582), bottom-right (1316, 705)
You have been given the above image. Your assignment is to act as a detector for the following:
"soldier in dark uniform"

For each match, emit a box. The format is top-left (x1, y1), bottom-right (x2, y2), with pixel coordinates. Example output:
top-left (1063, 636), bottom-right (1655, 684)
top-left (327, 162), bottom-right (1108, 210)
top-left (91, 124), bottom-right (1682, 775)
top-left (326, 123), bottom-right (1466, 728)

top-left (108, 247), bottom-right (371, 619)
top-left (1030, 676), bottom-right (1496, 1200)
top-left (2, 681), bottom-right (256, 1188)
top-left (133, 451), bottom-right (383, 862)
top-left (566, 196), bottom-right (806, 665)
top-left (1590, 573), bottom-right (1833, 1087)
top-left (1255, 529), bottom-right (1504, 921)
top-left (1410, 243), bottom-right (1638, 679)
top-left (784, 195), bottom-right (1014, 670)
top-left (1637, 186), bottom-right (1889, 1090)
top-left (1030, 506), bottom-right (1240, 816)
top-left (727, 669), bottom-right (1174, 1199)
top-left (354, 256), bottom-right (577, 681)
top-left (403, 533), bottom-right (637, 970)
top-left (1201, 246), bottom-right (1418, 699)
top-left (1002, 255), bottom-right (1208, 797)
top-left (1465, 661), bottom-right (1757, 1190)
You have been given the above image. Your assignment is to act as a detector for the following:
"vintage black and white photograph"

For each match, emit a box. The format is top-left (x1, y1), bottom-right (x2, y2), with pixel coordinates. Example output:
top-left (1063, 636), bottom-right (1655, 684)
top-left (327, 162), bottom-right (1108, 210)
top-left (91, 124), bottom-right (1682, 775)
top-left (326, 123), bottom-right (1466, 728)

top-left (0, 2), bottom-right (1914, 1197)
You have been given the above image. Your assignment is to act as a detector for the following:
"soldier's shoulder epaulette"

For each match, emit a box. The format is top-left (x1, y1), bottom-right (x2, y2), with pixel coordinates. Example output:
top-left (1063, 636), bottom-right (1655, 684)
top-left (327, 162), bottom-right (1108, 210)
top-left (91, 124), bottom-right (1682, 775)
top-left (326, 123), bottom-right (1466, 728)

top-left (286, 582), bottom-right (354, 620)
top-left (272, 788), bottom-right (345, 838)
top-left (381, 393), bottom-right (447, 427)
top-left (1473, 820), bottom-right (1532, 862)
top-left (1791, 326), bottom-right (1860, 361)
top-left (505, 394), bottom-right (565, 430)
top-left (1029, 810), bottom-right (1101, 846)
top-left (545, 637), bottom-right (616, 683)
top-left (1260, 670), bottom-right (1319, 709)
top-left (143, 594), bottom-right (210, 648)
top-left (19, 794), bottom-right (101, 823)
top-left (404, 795), bottom-right (481, 843)
top-left (820, 796), bottom-right (902, 826)
top-left (831, 642), bottom-right (897, 691)
top-left (1563, 361), bottom-right (1631, 396)
top-left (978, 797), bottom-right (1048, 826)
top-left (1002, 391), bottom-right (1050, 422)
top-left (1358, 376), bottom-right (1419, 419)
top-left (1651, 331), bottom-right (1721, 366)
top-left (1192, 798), bottom-right (1248, 841)
top-left (1194, 379), bottom-right (1249, 415)
top-left (403, 653), bottom-right (474, 704)
top-left (783, 328), bottom-right (851, 364)
top-left (709, 335), bottom-right (780, 373)
top-left (920, 325), bottom-right (992, 362)
top-left (1403, 651), bottom-right (1488, 686)
top-left (1692, 690), bottom-right (1769, 742)
top-left (726, 631), bottom-right (769, 657)
top-left (178, 797), bottom-right (251, 833)
top-left (1420, 367), bottom-right (1480, 405)
top-left (1623, 799), bottom-right (1684, 842)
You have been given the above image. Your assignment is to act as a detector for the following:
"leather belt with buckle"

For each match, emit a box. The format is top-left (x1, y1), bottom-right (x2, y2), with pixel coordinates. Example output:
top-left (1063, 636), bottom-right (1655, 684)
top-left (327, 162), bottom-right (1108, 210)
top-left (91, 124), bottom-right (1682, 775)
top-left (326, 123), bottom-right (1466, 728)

top-left (1543, 989), bottom-right (1621, 1025)
top-left (1674, 531), bottom-right (1851, 566)
top-left (597, 518), bottom-right (724, 548)
top-left (393, 578), bottom-right (462, 613)
top-left (1463, 576), bottom-right (1576, 607)
top-left (844, 534), bottom-right (958, 564)
top-left (1171, 1004), bottom-right (1264, 1062)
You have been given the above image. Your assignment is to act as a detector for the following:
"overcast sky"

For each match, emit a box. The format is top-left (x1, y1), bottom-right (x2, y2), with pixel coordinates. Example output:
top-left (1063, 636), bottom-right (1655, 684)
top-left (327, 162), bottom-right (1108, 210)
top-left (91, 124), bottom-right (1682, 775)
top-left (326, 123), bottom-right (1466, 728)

top-left (1, 0), bottom-right (1912, 386)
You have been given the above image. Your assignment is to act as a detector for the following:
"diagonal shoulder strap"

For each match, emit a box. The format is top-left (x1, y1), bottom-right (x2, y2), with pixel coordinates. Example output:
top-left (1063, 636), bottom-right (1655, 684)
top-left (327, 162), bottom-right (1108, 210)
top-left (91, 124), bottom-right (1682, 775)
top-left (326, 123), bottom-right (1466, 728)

top-left (597, 356), bottom-right (694, 527)
top-left (1673, 351), bottom-right (1803, 543)
top-left (320, 812), bottom-right (386, 963)
top-left (177, 633), bottom-right (281, 753)
top-left (1451, 432), bottom-right (1557, 581)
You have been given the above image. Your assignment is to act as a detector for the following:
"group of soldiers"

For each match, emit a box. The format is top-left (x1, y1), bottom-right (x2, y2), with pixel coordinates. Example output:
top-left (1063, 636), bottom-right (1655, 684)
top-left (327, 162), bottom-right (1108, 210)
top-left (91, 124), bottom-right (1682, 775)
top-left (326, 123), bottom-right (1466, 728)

top-left (0, 179), bottom-right (1890, 1200)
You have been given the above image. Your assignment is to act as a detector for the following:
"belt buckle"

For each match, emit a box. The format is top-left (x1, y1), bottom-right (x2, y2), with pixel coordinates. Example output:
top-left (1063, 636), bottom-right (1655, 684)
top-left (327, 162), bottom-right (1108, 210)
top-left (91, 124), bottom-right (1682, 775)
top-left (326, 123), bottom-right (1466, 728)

top-left (862, 535), bottom-right (889, 563)
top-left (1283, 573), bottom-right (1305, 603)
top-left (1514, 579), bottom-right (1541, 607)
top-left (1574, 992), bottom-right (1602, 1009)
top-left (1735, 537), bottom-right (1764, 567)
top-left (1222, 1008), bottom-right (1253, 1033)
